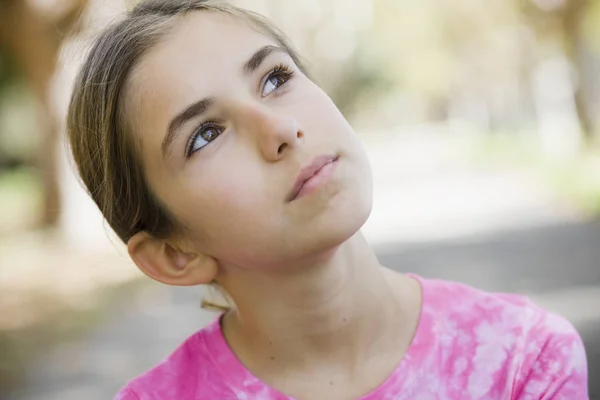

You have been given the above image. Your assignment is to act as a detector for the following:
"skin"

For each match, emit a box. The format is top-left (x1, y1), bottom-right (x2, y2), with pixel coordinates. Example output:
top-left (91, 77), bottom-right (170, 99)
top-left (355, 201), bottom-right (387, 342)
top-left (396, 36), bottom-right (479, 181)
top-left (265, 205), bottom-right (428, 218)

top-left (125, 12), bottom-right (422, 400)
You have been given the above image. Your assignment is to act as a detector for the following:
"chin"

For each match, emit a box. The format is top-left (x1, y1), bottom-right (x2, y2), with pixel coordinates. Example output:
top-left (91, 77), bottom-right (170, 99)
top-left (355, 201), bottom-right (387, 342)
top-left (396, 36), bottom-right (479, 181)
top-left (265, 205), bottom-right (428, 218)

top-left (324, 155), bottom-right (373, 242)
top-left (274, 154), bottom-right (374, 265)
top-left (312, 186), bottom-right (373, 253)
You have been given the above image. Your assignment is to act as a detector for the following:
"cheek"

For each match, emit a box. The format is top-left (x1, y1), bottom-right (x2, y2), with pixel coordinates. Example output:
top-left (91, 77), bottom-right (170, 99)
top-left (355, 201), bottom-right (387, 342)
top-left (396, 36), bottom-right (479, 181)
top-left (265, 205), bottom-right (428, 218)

top-left (177, 169), bottom-right (286, 266)
top-left (173, 161), bottom-right (271, 235)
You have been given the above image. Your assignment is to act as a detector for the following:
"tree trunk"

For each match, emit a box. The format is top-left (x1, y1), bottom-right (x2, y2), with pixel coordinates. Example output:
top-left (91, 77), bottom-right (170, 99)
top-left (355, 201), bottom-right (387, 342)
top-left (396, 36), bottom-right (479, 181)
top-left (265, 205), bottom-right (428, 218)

top-left (562, 0), bottom-right (595, 142)
top-left (0, 0), bottom-right (87, 227)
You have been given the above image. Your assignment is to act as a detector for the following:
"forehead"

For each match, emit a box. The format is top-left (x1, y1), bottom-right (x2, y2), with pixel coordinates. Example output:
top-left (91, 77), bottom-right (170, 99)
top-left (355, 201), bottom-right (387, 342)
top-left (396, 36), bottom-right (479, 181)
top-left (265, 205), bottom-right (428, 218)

top-left (146, 11), bottom-right (275, 68)
top-left (133, 11), bottom-right (277, 89)
top-left (126, 11), bottom-right (278, 145)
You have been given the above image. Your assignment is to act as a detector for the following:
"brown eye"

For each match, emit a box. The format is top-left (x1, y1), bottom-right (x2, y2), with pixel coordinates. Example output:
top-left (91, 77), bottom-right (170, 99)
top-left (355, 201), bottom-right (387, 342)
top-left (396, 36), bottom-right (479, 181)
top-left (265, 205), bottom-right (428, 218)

top-left (262, 64), bottom-right (294, 97)
top-left (187, 123), bottom-right (223, 157)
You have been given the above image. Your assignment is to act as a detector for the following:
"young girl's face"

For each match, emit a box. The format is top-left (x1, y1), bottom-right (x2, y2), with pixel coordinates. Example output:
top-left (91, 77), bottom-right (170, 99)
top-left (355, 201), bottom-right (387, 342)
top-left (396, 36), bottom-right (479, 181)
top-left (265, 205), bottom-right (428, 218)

top-left (126, 12), bottom-right (373, 270)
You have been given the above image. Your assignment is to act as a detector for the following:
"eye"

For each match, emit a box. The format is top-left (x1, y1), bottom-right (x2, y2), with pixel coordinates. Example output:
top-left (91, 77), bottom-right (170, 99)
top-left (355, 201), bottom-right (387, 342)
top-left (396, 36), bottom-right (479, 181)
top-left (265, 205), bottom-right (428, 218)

top-left (186, 123), bottom-right (223, 157)
top-left (262, 64), bottom-right (294, 97)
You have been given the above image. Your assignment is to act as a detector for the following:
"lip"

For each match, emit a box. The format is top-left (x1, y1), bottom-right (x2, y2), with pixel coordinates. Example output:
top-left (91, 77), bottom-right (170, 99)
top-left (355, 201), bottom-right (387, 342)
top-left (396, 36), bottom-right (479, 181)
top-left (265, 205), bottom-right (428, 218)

top-left (288, 154), bottom-right (339, 201)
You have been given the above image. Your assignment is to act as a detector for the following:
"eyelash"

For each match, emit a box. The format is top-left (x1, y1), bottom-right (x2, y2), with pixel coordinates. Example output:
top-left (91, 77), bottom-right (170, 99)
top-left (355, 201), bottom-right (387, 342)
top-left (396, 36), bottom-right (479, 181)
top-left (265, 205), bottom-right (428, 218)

top-left (185, 63), bottom-right (296, 158)
top-left (263, 63), bottom-right (295, 96)
top-left (185, 121), bottom-right (222, 158)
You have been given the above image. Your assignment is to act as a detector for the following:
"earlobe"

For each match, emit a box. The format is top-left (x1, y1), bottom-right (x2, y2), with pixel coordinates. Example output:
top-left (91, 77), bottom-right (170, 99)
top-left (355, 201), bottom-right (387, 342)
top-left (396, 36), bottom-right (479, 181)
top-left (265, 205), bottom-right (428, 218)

top-left (127, 232), bottom-right (218, 286)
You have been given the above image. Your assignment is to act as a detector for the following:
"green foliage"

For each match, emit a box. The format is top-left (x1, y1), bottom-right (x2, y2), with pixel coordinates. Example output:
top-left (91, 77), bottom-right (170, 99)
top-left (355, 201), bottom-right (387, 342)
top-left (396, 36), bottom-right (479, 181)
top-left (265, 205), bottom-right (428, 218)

top-left (0, 168), bottom-right (42, 233)
top-left (466, 133), bottom-right (600, 217)
top-left (582, 0), bottom-right (600, 51)
top-left (0, 50), bottom-right (19, 94)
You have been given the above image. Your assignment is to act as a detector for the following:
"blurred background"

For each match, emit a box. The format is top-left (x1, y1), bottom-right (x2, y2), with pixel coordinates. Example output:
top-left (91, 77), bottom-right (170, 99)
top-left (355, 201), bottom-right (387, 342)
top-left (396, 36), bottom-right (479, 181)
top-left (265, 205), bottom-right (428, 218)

top-left (0, 0), bottom-right (599, 398)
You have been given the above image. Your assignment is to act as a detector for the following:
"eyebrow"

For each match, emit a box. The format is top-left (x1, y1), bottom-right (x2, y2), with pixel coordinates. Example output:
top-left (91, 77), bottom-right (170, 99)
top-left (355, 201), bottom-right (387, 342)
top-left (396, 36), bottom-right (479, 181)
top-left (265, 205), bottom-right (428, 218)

top-left (162, 97), bottom-right (214, 159)
top-left (162, 45), bottom-right (286, 159)
top-left (243, 44), bottom-right (285, 75)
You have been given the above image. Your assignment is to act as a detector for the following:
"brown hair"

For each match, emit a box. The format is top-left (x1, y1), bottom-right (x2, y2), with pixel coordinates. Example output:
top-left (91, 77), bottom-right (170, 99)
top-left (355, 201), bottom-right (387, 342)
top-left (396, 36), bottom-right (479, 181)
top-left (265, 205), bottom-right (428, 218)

top-left (67, 0), bottom-right (308, 243)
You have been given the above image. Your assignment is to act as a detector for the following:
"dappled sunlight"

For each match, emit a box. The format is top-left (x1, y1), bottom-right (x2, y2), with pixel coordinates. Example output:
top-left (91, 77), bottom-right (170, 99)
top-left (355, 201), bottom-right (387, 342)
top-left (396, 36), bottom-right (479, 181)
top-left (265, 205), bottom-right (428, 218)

top-left (0, 0), bottom-right (599, 397)
top-left (361, 128), bottom-right (585, 247)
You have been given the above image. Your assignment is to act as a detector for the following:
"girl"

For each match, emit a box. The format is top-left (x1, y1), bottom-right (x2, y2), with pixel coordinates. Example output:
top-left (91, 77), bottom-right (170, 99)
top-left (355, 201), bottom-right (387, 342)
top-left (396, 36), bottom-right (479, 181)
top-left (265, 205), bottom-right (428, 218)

top-left (67, 0), bottom-right (588, 399)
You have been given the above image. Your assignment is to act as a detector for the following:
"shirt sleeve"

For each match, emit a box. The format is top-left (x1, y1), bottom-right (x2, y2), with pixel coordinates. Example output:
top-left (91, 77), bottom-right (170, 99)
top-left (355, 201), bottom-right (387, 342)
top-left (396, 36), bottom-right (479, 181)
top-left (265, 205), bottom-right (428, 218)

top-left (114, 387), bottom-right (141, 400)
top-left (516, 313), bottom-right (588, 400)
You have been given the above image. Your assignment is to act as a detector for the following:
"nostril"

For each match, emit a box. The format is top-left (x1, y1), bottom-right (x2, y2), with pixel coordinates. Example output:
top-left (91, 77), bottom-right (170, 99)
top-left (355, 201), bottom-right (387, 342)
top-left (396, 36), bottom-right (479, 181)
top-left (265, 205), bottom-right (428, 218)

top-left (277, 143), bottom-right (287, 154)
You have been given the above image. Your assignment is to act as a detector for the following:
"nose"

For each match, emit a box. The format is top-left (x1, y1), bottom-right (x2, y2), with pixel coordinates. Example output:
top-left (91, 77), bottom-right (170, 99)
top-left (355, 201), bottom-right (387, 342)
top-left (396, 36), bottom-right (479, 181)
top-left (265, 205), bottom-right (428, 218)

top-left (235, 102), bottom-right (303, 161)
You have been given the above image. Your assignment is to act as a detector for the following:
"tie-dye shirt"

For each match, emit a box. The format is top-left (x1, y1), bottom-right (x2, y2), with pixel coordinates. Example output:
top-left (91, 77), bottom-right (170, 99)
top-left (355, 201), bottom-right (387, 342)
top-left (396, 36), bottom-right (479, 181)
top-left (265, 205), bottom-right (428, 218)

top-left (115, 276), bottom-right (588, 399)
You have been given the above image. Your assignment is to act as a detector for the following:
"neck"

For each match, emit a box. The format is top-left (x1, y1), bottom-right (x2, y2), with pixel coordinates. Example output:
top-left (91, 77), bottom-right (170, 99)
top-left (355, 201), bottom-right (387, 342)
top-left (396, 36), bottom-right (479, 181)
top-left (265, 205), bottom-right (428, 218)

top-left (219, 232), bottom-right (417, 372)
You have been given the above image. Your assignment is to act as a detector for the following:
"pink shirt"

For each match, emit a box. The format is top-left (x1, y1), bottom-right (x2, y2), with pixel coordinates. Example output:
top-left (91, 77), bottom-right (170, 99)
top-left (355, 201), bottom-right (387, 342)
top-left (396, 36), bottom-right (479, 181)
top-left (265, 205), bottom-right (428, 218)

top-left (115, 276), bottom-right (588, 399)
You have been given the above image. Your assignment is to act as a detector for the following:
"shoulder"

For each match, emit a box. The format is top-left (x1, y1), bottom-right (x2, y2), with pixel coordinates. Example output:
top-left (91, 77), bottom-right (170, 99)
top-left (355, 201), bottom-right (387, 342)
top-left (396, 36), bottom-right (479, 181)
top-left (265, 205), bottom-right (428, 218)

top-left (415, 275), bottom-right (548, 332)
top-left (418, 276), bottom-right (542, 320)
top-left (511, 305), bottom-right (588, 399)
top-left (414, 276), bottom-right (588, 398)
top-left (113, 317), bottom-right (237, 400)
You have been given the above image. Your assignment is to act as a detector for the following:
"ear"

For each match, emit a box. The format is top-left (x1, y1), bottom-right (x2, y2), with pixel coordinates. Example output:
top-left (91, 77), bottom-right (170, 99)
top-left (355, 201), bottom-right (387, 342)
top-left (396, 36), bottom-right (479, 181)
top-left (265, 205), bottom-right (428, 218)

top-left (127, 232), bottom-right (218, 286)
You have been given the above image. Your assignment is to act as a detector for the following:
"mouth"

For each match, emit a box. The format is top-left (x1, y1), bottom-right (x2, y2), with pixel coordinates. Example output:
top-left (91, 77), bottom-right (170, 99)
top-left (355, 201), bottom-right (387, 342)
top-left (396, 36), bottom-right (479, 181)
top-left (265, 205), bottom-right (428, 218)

top-left (288, 154), bottom-right (339, 202)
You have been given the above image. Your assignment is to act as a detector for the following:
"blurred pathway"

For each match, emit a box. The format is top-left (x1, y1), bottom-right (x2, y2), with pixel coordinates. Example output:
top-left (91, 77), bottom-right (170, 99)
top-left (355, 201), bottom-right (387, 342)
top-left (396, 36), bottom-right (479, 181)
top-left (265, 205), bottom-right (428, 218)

top-left (9, 130), bottom-right (600, 399)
